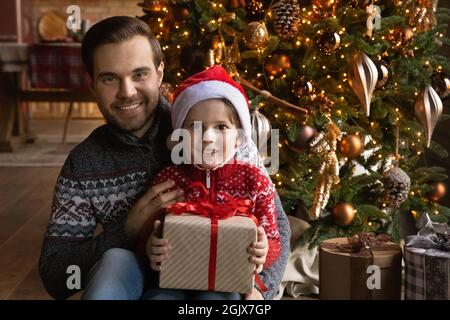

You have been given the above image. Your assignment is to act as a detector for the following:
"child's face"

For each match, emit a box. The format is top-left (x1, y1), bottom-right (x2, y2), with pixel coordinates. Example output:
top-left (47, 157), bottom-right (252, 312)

top-left (183, 99), bottom-right (241, 170)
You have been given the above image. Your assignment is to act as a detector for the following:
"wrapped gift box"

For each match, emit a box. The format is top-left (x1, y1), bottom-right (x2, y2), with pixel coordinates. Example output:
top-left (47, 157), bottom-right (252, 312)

top-left (159, 214), bottom-right (257, 294)
top-left (404, 213), bottom-right (450, 300)
top-left (319, 235), bottom-right (402, 300)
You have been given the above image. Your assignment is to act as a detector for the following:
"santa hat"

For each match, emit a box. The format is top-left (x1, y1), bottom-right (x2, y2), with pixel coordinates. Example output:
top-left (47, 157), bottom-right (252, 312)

top-left (171, 65), bottom-right (251, 140)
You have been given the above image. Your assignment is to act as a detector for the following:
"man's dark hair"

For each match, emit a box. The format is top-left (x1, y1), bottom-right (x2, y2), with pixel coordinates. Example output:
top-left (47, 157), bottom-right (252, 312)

top-left (81, 16), bottom-right (164, 78)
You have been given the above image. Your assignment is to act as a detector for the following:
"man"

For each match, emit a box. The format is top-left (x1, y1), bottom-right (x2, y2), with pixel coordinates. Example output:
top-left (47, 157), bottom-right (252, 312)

top-left (39, 16), bottom-right (290, 300)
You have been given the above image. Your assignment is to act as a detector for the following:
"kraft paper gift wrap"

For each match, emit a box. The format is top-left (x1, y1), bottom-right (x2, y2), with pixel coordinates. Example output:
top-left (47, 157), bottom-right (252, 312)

top-left (159, 214), bottom-right (257, 294)
top-left (404, 213), bottom-right (450, 300)
top-left (319, 234), bottom-right (402, 300)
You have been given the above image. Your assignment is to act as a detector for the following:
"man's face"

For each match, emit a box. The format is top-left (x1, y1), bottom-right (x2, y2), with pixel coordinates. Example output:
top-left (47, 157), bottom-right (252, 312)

top-left (91, 35), bottom-right (164, 138)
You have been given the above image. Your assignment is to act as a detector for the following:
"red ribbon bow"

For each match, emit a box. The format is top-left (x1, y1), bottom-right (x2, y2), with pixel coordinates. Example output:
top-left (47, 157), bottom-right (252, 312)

top-left (166, 181), bottom-right (261, 292)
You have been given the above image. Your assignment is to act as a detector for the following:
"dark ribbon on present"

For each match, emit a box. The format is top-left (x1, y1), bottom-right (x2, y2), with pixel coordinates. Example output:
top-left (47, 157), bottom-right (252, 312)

top-left (406, 213), bottom-right (450, 251)
top-left (167, 181), bottom-right (265, 292)
top-left (321, 233), bottom-right (399, 257)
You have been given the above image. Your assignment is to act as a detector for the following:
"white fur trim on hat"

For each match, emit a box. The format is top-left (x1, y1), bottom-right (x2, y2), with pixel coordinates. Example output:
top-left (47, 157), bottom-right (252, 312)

top-left (171, 80), bottom-right (251, 140)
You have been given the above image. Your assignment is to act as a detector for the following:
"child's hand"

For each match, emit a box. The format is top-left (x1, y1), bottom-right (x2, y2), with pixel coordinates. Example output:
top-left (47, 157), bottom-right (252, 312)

top-left (247, 225), bottom-right (268, 274)
top-left (146, 220), bottom-right (171, 271)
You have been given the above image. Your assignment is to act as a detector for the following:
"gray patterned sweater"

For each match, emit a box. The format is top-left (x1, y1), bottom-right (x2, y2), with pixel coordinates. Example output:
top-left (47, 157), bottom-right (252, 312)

top-left (39, 99), bottom-right (290, 300)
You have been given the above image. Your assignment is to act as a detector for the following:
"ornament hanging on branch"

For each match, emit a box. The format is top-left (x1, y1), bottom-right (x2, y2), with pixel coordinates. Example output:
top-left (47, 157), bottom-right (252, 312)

top-left (382, 166), bottom-right (411, 208)
top-left (431, 72), bottom-right (450, 99)
top-left (331, 203), bottom-right (357, 227)
top-left (272, 0), bottom-right (301, 39)
top-left (427, 182), bottom-right (447, 202)
top-left (292, 78), bottom-right (314, 98)
top-left (349, 52), bottom-right (378, 117)
top-left (338, 134), bottom-right (364, 160)
top-left (409, 0), bottom-right (438, 33)
top-left (414, 85), bottom-right (443, 147)
top-left (375, 60), bottom-right (390, 88)
top-left (288, 124), bottom-right (318, 153)
top-left (251, 107), bottom-right (272, 152)
top-left (308, 119), bottom-right (341, 219)
top-left (243, 22), bottom-right (269, 50)
top-left (365, 3), bottom-right (381, 39)
top-left (316, 30), bottom-right (340, 55)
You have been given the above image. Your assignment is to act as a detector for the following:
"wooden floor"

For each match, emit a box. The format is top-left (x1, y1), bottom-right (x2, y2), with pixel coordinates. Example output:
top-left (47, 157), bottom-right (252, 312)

top-left (0, 167), bottom-right (59, 299)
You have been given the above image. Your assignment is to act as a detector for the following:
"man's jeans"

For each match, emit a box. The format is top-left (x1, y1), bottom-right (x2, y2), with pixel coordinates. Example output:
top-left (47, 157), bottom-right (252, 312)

top-left (81, 248), bottom-right (241, 300)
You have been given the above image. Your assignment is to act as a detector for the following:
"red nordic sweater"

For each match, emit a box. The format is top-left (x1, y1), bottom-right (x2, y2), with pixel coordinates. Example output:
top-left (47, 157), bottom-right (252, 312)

top-left (138, 161), bottom-right (280, 268)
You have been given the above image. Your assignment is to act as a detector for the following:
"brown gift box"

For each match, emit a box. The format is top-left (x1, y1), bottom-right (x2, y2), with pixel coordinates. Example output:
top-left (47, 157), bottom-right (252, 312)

top-left (319, 237), bottom-right (402, 300)
top-left (159, 214), bottom-right (257, 294)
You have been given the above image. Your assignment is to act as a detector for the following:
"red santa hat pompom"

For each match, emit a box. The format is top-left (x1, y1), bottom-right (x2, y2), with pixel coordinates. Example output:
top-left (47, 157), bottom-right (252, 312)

top-left (171, 65), bottom-right (251, 140)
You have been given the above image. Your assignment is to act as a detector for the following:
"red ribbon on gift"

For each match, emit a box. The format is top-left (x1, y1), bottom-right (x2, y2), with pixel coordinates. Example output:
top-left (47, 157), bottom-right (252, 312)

top-left (167, 181), bottom-right (263, 292)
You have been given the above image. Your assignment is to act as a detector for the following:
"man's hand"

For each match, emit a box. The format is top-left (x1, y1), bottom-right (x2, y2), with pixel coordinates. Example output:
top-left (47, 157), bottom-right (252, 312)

top-left (146, 220), bottom-right (171, 271)
top-left (244, 287), bottom-right (264, 300)
top-left (248, 226), bottom-right (268, 273)
top-left (125, 180), bottom-right (184, 239)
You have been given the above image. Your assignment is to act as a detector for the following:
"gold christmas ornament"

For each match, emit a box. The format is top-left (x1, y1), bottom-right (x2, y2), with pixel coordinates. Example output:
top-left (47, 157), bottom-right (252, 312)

top-left (316, 30), bottom-right (340, 55)
top-left (375, 60), bottom-right (390, 88)
top-left (251, 108), bottom-right (272, 152)
top-left (349, 52), bottom-right (378, 117)
top-left (309, 119), bottom-right (341, 219)
top-left (243, 22), bottom-right (269, 50)
top-left (409, 0), bottom-right (438, 32)
top-left (338, 134), bottom-right (364, 159)
top-left (428, 182), bottom-right (447, 202)
top-left (432, 72), bottom-right (450, 99)
top-left (265, 53), bottom-right (291, 76)
top-left (292, 78), bottom-right (314, 98)
top-left (331, 203), bottom-right (357, 227)
top-left (414, 85), bottom-right (443, 147)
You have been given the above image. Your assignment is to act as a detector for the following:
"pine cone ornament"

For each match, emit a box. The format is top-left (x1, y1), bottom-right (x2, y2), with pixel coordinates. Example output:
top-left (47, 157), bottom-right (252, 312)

top-left (382, 167), bottom-right (411, 208)
top-left (272, 0), bottom-right (301, 39)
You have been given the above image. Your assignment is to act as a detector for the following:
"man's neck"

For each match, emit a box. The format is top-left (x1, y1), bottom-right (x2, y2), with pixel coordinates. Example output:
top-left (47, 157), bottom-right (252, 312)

top-left (130, 112), bottom-right (156, 139)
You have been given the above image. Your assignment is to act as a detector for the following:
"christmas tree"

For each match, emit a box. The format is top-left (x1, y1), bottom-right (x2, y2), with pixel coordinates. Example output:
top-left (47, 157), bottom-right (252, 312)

top-left (138, 0), bottom-right (450, 246)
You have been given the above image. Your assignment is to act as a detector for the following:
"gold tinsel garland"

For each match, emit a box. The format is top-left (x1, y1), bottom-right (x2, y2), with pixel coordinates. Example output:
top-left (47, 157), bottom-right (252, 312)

top-left (308, 119), bottom-right (341, 220)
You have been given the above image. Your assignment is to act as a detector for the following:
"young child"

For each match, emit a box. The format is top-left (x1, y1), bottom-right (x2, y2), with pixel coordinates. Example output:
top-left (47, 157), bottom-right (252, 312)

top-left (139, 65), bottom-right (280, 300)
